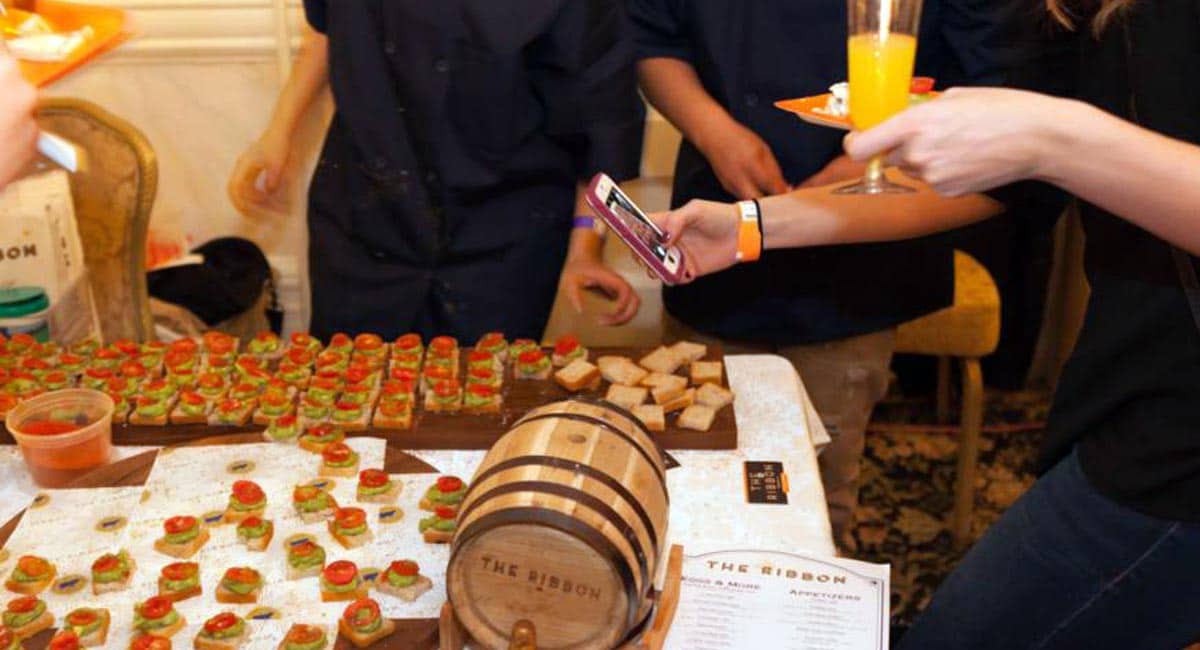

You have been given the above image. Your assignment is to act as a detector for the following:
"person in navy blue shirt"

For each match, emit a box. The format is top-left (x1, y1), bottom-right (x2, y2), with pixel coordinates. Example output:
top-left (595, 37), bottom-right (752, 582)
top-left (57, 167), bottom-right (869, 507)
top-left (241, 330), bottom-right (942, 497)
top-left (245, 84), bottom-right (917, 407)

top-left (629, 0), bottom-right (1019, 546)
top-left (229, 2), bottom-right (645, 342)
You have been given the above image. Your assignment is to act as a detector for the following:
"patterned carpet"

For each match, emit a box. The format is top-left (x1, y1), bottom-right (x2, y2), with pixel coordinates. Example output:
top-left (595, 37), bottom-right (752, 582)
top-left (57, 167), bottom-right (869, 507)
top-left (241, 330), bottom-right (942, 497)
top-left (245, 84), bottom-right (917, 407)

top-left (853, 390), bottom-right (1052, 628)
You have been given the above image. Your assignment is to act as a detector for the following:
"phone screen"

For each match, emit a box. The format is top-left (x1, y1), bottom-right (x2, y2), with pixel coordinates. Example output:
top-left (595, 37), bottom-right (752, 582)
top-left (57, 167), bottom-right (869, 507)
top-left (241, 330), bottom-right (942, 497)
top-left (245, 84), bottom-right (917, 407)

top-left (605, 188), bottom-right (671, 262)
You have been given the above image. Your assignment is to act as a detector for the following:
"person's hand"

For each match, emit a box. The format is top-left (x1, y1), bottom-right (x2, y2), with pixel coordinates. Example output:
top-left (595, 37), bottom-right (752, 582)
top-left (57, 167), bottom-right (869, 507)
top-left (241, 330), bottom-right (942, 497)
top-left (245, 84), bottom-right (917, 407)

top-left (227, 126), bottom-right (292, 218)
top-left (0, 50), bottom-right (38, 189)
top-left (844, 87), bottom-right (1068, 196)
top-left (797, 154), bottom-right (867, 189)
top-left (559, 255), bottom-right (641, 326)
top-left (651, 199), bottom-right (740, 282)
top-left (698, 120), bottom-right (789, 200)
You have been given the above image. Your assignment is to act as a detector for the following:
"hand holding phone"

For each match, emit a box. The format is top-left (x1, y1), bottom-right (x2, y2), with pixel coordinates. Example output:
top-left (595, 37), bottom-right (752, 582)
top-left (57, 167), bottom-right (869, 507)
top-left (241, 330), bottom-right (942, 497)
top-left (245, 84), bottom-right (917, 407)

top-left (586, 173), bottom-right (687, 286)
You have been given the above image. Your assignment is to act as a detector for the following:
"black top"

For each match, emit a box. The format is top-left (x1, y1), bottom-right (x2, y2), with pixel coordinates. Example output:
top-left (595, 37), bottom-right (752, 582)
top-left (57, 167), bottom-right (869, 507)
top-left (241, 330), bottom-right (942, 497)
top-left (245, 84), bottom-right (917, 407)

top-left (1002, 0), bottom-right (1200, 521)
top-left (627, 0), bottom-right (1020, 344)
top-left (300, 1), bottom-right (643, 341)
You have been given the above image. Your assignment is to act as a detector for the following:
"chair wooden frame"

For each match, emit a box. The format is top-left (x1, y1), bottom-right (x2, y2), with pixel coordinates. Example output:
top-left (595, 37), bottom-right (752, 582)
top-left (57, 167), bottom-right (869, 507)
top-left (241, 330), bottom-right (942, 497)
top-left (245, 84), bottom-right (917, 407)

top-left (36, 97), bottom-right (158, 341)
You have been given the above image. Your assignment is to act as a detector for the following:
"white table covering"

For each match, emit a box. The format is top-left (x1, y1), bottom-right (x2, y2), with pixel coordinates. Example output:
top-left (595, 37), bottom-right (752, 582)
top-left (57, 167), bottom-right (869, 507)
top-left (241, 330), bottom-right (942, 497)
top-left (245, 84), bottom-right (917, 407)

top-left (0, 355), bottom-right (835, 558)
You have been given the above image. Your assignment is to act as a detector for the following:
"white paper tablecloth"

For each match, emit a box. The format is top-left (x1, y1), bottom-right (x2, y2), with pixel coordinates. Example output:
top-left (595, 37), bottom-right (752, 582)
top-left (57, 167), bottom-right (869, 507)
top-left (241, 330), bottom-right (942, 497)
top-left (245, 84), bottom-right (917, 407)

top-left (0, 354), bottom-right (835, 558)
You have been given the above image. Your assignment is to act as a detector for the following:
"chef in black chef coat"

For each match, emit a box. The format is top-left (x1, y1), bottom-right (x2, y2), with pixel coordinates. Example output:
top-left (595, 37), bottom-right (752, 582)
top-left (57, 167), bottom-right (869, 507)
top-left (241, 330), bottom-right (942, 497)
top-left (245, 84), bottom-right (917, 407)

top-left (229, 2), bottom-right (644, 341)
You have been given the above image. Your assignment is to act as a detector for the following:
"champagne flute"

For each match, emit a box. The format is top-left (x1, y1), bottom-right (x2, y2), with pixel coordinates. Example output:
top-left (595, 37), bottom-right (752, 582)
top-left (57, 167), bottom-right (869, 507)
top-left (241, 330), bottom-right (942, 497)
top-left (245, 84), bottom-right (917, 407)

top-left (836, 0), bottom-right (924, 195)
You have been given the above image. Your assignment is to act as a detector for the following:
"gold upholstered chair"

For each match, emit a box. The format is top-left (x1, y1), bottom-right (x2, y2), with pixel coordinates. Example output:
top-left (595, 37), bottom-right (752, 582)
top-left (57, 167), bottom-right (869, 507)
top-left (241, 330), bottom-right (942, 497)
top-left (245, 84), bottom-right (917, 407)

top-left (895, 250), bottom-right (1001, 549)
top-left (35, 97), bottom-right (157, 342)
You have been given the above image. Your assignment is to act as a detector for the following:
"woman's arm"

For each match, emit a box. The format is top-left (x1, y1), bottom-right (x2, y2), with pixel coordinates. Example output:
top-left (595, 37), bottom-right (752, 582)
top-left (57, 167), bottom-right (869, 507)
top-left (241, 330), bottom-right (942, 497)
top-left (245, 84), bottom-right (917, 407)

top-left (846, 87), bottom-right (1200, 256)
top-left (227, 26), bottom-right (329, 218)
top-left (0, 48), bottom-right (38, 189)
top-left (656, 177), bottom-right (1000, 280)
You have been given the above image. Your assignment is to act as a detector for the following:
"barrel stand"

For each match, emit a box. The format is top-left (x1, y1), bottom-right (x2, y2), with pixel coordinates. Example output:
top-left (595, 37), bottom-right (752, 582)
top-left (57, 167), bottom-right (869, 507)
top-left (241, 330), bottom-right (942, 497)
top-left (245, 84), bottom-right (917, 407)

top-left (439, 545), bottom-right (684, 650)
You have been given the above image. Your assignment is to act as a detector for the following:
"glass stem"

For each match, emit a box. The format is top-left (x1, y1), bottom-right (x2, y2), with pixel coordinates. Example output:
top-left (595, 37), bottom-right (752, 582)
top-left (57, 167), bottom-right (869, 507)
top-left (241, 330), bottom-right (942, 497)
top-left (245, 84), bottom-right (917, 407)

top-left (863, 156), bottom-right (886, 194)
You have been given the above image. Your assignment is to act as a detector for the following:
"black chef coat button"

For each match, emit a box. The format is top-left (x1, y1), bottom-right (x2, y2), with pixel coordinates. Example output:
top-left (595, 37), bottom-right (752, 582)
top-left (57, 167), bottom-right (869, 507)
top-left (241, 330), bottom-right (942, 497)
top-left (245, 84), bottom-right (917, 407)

top-left (369, 249), bottom-right (387, 260)
top-left (744, 93), bottom-right (759, 107)
top-left (426, 172), bottom-right (438, 184)
top-left (396, 105), bottom-right (406, 114)
top-left (372, 157), bottom-right (388, 171)
top-left (434, 58), bottom-right (450, 73)
top-left (383, 41), bottom-right (397, 55)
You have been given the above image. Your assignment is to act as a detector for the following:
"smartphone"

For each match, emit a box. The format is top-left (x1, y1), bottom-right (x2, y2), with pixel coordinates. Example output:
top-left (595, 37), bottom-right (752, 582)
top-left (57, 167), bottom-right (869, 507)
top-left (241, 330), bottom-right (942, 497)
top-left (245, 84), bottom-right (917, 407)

top-left (586, 173), bottom-right (686, 285)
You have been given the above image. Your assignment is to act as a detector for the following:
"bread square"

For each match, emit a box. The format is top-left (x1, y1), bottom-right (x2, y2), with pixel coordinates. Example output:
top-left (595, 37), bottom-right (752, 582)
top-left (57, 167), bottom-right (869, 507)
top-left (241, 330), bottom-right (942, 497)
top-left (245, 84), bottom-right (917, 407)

top-left (651, 383), bottom-right (686, 406)
top-left (554, 359), bottom-right (601, 392)
top-left (639, 346), bottom-right (684, 374)
top-left (678, 404), bottom-right (717, 432)
top-left (640, 373), bottom-right (687, 392)
top-left (605, 384), bottom-right (648, 411)
top-left (661, 388), bottom-right (696, 414)
top-left (631, 405), bottom-right (665, 432)
top-left (597, 356), bottom-right (648, 386)
top-left (690, 361), bottom-right (723, 386)
top-left (669, 340), bottom-right (708, 364)
top-left (696, 383), bottom-right (735, 410)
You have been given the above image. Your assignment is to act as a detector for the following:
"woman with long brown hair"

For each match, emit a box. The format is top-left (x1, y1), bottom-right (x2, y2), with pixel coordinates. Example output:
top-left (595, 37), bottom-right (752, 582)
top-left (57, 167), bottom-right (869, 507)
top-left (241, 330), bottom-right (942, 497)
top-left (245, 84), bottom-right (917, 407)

top-left (652, 0), bottom-right (1200, 646)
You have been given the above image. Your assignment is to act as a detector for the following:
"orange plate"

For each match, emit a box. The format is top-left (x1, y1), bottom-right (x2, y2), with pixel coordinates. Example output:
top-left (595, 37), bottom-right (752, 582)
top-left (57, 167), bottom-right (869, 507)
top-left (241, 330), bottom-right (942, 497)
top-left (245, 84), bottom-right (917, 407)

top-left (15, 1), bottom-right (131, 88)
top-left (775, 91), bottom-right (942, 131)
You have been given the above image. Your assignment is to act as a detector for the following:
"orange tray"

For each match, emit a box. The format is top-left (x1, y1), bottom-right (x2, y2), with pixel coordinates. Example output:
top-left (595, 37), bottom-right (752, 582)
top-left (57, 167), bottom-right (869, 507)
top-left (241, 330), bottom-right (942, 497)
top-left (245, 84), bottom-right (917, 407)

top-left (775, 91), bottom-right (941, 131)
top-left (13, 0), bottom-right (131, 88)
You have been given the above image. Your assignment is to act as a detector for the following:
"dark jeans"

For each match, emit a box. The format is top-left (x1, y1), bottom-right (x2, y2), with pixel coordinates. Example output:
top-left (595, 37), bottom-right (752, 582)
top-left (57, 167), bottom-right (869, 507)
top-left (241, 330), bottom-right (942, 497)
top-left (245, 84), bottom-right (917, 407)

top-left (898, 449), bottom-right (1200, 650)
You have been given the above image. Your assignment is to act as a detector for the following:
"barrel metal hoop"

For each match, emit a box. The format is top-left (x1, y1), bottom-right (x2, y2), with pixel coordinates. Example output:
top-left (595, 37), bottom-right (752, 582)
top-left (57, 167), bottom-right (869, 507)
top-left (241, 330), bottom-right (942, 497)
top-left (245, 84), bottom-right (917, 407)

top-left (450, 507), bottom-right (642, 637)
top-left (514, 412), bottom-right (668, 489)
top-left (462, 455), bottom-right (661, 555)
top-left (457, 481), bottom-right (651, 589)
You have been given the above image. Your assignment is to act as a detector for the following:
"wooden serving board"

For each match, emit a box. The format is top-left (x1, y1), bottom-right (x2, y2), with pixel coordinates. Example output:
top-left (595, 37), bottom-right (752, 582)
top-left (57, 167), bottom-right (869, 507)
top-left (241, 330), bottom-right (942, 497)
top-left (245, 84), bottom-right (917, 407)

top-left (0, 433), bottom-right (442, 650)
top-left (0, 347), bottom-right (737, 451)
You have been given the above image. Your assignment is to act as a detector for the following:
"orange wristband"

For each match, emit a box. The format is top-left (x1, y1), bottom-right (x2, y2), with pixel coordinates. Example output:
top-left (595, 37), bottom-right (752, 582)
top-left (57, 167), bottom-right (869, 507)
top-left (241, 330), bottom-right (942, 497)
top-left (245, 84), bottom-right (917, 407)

top-left (735, 200), bottom-right (763, 263)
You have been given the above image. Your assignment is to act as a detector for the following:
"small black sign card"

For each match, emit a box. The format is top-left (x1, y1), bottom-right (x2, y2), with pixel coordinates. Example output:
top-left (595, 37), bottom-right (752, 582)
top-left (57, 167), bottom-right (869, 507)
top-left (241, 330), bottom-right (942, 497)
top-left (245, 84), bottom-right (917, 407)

top-left (744, 460), bottom-right (789, 505)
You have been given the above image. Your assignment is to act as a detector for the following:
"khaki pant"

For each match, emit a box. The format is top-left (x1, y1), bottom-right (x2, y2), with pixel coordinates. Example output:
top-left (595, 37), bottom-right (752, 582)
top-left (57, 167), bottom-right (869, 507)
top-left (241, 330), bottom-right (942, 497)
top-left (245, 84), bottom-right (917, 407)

top-left (664, 317), bottom-right (895, 544)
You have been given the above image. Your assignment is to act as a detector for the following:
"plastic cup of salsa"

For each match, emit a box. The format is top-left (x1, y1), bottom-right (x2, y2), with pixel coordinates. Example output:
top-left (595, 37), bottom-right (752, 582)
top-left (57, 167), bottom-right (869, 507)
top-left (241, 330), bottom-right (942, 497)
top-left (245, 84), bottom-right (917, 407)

top-left (6, 389), bottom-right (115, 487)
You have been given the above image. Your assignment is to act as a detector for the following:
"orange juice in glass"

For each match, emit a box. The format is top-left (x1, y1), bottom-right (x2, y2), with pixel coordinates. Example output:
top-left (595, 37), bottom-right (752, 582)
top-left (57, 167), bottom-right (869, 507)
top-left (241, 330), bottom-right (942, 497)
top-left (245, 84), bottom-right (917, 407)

top-left (837, 0), bottom-right (924, 195)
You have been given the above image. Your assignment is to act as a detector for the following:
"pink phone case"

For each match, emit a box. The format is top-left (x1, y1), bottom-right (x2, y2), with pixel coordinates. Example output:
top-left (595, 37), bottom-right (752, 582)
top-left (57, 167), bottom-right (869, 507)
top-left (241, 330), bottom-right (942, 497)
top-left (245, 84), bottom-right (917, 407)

top-left (586, 174), bottom-right (687, 286)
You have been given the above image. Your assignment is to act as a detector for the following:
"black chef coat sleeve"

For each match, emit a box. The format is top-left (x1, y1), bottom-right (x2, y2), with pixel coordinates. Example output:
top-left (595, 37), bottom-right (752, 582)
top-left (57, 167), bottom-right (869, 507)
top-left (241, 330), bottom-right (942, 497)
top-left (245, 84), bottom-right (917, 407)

top-left (528, 0), bottom-right (645, 183)
top-left (626, 0), bottom-right (691, 62)
top-left (302, 0), bottom-right (326, 33)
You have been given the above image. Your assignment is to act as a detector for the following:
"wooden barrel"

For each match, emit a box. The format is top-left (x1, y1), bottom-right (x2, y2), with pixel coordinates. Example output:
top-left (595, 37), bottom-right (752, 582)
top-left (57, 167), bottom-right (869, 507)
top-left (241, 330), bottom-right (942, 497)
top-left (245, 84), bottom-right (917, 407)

top-left (447, 400), bottom-right (670, 650)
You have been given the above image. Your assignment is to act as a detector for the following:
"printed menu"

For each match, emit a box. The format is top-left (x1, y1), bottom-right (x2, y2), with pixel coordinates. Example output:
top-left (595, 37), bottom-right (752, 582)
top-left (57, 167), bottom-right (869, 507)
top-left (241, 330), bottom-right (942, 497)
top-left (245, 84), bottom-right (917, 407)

top-left (665, 549), bottom-right (890, 650)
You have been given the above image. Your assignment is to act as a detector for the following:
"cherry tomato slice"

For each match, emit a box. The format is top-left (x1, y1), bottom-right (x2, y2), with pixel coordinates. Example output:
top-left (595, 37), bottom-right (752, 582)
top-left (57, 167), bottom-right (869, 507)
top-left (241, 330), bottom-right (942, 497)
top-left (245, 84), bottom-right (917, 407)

top-left (322, 443), bottom-right (354, 464)
top-left (329, 333), bottom-right (352, 349)
top-left (467, 380), bottom-right (495, 395)
top-left (161, 562), bottom-right (197, 581)
top-left (17, 555), bottom-right (50, 577)
top-left (291, 541), bottom-right (318, 557)
top-left (433, 380), bottom-right (459, 398)
top-left (354, 334), bottom-right (383, 351)
top-left (7, 596), bottom-right (39, 613)
top-left (335, 508), bottom-right (366, 529)
top-left (359, 469), bottom-right (389, 488)
top-left (342, 599), bottom-right (380, 626)
top-left (92, 554), bottom-right (120, 574)
top-left (394, 334), bottom-right (421, 349)
top-left (293, 486), bottom-right (321, 502)
top-left (285, 625), bottom-right (324, 644)
top-left (231, 480), bottom-right (264, 505)
top-left (343, 368), bottom-right (371, 385)
top-left (467, 351), bottom-right (493, 364)
top-left (66, 609), bottom-right (98, 626)
top-left (554, 335), bottom-right (579, 356)
top-left (223, 567), bottom-right (260, 585)
top-left (430, 336), bottom-right (456, 353)
top-left (180, 392), bottom-right (205, 406)
top-left (437, 476), bottom-right (464, 493)
top-left (140, 596), bottom-right (174, 620)
top-left (435, 505), bottom-right (458, 520)
top-left (290, 333), bottom-right (315, 347)
top-left (379, 400), bottom-right (408, 417)
top-left (163, 516), bottom-right (197, 535)
top-left (389, 560), bottom-right (419, 577)
top-left (323, 560), bottom-right (358, 586)
top-left (275, 414), bottom-right (297, 428)
top-left (204, 612), bottom-right (239, 633)
top-left (130, 635), bottom-right (172, 650)
top-left (518, 350), bottom-right (545, 365)
top-left (49, 630), bottom-right (79, 650)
